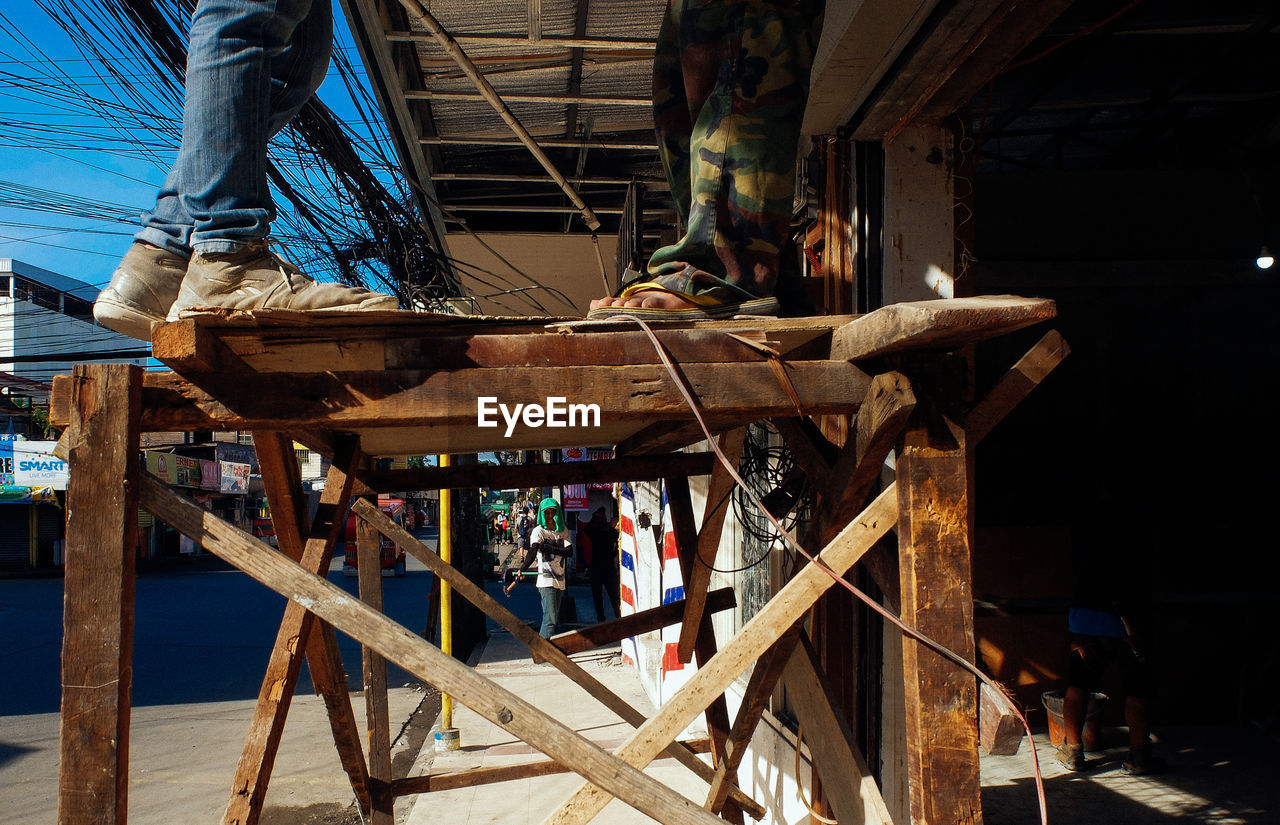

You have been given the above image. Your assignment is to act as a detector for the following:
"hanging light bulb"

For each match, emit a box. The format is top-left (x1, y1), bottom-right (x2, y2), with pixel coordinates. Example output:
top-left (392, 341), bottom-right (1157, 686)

top-left (1258, 245), bottom-right (1275, 270)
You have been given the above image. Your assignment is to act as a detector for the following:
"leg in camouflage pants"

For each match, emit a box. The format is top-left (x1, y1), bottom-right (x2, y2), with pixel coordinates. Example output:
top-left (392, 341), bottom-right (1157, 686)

top-left (647, 0), bottom-right (824, 307)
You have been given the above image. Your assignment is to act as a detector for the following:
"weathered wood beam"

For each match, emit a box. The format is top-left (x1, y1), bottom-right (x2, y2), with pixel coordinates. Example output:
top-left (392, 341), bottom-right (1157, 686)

top-left (357, 513), bottom-right (395, 825)
top-left (106, 361), bottom-right (870, 432)
top-left (140, 477), bottom-right (728, 825)
top-left (897, 414), bottom-right (979, 825)
top-left (57, 364), bottom-right (141, 825)
top-left (964, 329), bottom-right (1070, 444)
top-left (362, 451), bottom-right (715, 492)
top-left (541, 485), bottom-right (899, 825)
top-left (979, 682), bottom-right (1023, 756)
top-left (351, 500), bottom-right (766, 820)
top-left (677, 429), bottom-right (747, 663)
top-left (254, 432), bottom-right (372, 814)
top-left (831, 295), bottom-right (1056, 362)
top-left (665, 475), bottom-right (744, 824)
top-left (783, 633), bottom-right (893, 825)
top-left (390, 739), bottom-right (712, 796)
top-left (221, 439), bottom-right (362, 825)
top-left (548, 588), bottom-right (736, 656)
top-left (210, 325), bottom-right (795, 372)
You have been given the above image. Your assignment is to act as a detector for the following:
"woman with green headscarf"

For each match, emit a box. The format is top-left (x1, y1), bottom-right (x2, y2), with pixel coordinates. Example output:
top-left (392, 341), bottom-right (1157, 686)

top-left (504, 496), bottom-right (573, 639)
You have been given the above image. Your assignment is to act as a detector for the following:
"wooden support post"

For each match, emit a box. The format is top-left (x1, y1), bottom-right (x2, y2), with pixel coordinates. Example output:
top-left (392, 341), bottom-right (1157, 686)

top-left (783, 633), bottom-right (893, 825)
top-left (357, 513), bottom-right (395, 824)
top-left (222, 440), bottom-right (362, 825)
top-left (57, 364), bottom-right (141, 825)
top-left (665, 475), bottom-right (743, 825)
top-left (897, 412), bottom-right (980, 825)
top-left (676, 428), bottom-right (746, 663)
top-left (542, 485), bottom-right (899, 825)
top-left (352, 499), bottom-right (767, 820)
top-left (141, 476), bottom-right (729, 825)
top-left (254, 432), bottom-right (372, 813)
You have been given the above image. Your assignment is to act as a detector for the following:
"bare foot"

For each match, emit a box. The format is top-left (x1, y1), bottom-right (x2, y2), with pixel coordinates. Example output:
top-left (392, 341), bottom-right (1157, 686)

top-left (589, 289), bottom-right (698, 312)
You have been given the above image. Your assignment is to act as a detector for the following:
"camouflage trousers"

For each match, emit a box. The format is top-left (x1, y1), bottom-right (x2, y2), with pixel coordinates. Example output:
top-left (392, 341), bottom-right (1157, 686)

top-left (645, 0), bottom-right (824, 301)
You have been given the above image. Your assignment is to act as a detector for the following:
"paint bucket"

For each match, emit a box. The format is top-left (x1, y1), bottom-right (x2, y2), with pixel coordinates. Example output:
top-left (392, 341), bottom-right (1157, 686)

top-left (434, 727), bottom-right (461, 752)
top-left (1042, 689), bottom-right (1107, 750)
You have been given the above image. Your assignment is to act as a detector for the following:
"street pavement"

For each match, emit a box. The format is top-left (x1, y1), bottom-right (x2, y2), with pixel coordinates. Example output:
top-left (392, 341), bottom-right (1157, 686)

top-left (0, 527), bottom-right (445, 824)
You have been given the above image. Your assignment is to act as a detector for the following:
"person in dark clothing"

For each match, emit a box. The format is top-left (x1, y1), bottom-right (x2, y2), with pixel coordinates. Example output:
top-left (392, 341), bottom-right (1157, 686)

top-left (581, 507), bottom-right (621, 621)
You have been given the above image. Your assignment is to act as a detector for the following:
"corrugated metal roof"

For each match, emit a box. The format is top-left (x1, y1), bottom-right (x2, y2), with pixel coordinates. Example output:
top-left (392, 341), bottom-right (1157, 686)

top-left (345, 0), bottom-right (667, 238)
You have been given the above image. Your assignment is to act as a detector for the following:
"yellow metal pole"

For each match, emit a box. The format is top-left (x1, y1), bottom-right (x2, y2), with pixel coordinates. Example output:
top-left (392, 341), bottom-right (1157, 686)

top-left (435, 454), bottom-right (460, 749)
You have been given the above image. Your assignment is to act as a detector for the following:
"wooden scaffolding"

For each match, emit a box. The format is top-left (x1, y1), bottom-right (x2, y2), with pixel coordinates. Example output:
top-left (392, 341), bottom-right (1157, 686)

top-left (52, 295), bottom-right (1066, 825)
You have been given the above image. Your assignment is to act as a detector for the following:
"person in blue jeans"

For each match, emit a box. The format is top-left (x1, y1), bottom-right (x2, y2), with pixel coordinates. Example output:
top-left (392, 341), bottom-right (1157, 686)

top-left (94, 0), bottom-right (397, 342)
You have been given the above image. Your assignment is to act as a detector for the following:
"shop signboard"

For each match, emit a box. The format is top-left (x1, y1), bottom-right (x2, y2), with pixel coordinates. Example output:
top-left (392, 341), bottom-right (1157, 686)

top-left (145, 452), bottom-right (178, 484)
top-left (174, 455), bottom-right (202, 488)
top-left (13, 441), bottom-right (69, 490)
top-left (561, 447), bottom-right (590, 510)
top-left (221, 461), bottom-right (251, 494)
top-left (200, 459), bottom-right (220, 490)
top-left (0, 440), bottom-right (14, 486)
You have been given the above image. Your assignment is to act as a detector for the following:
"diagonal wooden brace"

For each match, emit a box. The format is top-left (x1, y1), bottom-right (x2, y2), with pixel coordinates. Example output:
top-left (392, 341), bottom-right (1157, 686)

top-left (676, 428), bottom-right (747, 663)
top-left (221, 437), bottom-right (363, 825)
top-left (253, 432), bottom-right (371, 814)
top-left (142, 475), bottom-right (730, 825)
top-left (351, 498), bottom-right (767, 821)
top-left (541, 484), bottom-right (899, 825)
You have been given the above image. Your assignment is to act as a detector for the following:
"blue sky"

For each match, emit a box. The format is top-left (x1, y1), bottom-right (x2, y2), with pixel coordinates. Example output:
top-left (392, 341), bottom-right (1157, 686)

top-left (0, 0), bottom-right (381, 290)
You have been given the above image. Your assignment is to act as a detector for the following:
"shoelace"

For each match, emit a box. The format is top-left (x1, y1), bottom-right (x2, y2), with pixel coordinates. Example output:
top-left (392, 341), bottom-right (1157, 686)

top-left (263, 238), bottom-right (309, 294)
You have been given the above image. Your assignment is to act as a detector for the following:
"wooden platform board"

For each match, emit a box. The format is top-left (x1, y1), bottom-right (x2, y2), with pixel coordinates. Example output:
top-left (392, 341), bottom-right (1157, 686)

top-left (53, 296), bottom-right (1055, 457)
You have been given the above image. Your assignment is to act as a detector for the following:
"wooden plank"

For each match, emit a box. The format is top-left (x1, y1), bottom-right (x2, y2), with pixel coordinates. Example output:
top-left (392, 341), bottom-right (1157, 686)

top-left (222, 441), bottom-right (361, 825)
top-left (362, 451), bottom-right (715, 492)
top-left (541, 485), bottom-right (899, 825)
top-left (705, 627), bottom-right (802, 814)
top-left (784, 633), bottom-right (894, 825)
top-left (850, 0), bottom-right (1015, 140)
top-left (390, 739), bottom-right (712, 796)
top-left (254, 432), bottom-right (372, 813)
top-left (830, 296), bottom-right (1056, 362)
top-left (153, 318), bottom-right (252, 374)
top-left (304, 621), bottom-right (372, 810)
top-left (126, 361), bottom-right (871, 431)
top-left (964, 329), bottom-right (1070, 444)
top-left (665, 475), bottom-right (742, 824)
top-left (139, 476), bottom-right (730, 825)
top-left (896, 416), bottom-right (980, 825)
top-left (296, 327), bottom-right (831, 372)
top-left (676, 429), bottom-right (746, 663)
top-left (357, 512), bottom-right (394, 825)
top-left (548, 588), bottom-right (736, 655)
top-left (57, 364), bottom-right (141, 825)
top-left (905, 0), bottom-right (1078, 131)
top-left (979, 682), bottom-right (1023, 756)
top-left (614, 420), bottom-right (728, 457)
top-left (350, 499), bottom-right (766, 820)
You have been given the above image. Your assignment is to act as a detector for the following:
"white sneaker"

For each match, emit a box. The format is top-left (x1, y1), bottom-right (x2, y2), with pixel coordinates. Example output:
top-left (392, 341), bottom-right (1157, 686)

top-left (167, 241), bottom-right (399, 319)
top-left (93, 242), bottom-right (189, 341)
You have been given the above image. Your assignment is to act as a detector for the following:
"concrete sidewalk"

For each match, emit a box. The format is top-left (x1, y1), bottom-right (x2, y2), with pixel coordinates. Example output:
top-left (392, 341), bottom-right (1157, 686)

top-left (402, 628), bottom-right (709, 825)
